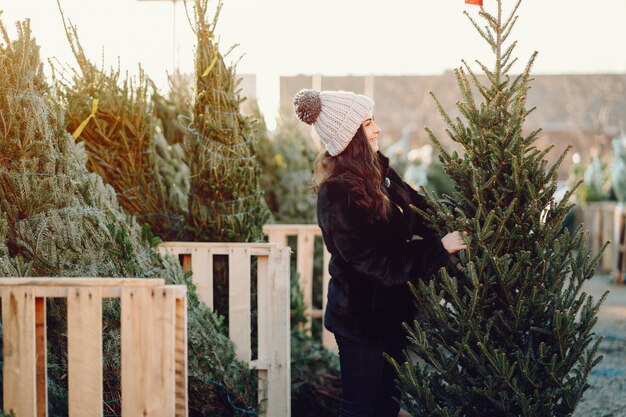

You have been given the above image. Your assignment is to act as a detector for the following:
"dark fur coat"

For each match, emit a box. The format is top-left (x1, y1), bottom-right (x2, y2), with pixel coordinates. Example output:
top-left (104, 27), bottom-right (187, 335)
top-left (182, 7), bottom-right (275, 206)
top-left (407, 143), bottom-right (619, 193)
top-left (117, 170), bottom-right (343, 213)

top-left (317, 152), bottom-right (451, 345)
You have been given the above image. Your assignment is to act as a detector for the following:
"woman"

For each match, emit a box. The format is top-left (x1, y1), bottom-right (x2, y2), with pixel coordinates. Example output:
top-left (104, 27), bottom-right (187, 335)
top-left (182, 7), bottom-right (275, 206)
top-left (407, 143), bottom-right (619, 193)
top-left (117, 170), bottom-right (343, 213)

top-left (293, 89), bottom-right (466, 417)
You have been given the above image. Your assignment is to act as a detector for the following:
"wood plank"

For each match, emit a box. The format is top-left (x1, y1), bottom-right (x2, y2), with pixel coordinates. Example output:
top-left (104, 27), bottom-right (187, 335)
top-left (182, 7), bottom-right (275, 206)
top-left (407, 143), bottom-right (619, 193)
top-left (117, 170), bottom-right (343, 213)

top-left (68, 288), bottom-right (103, 417)
top-left (121, 287), bottom-right (176, 417)
top-left (263, 224), bottom-right (322, 235)
top-left (611, 204), bottom-right (626, 284)
top-left (2, 287), bottom-right (37, 417)
top-left (256, 255), bottom-right (270, 365)
top-left (35, 297), bottom-right (47, 417)
top-left (175, 295), bottom-right (188, 417)
top-left (297, 231), bottom-right (315, 330)
top-left (601, 203), bottom-right (616, 273)
top-left (256, 369), bottom-right (268, 417)
top-left (191, 248), bottom-right (213, 309)
top-left (160, 241), bottom-right (279, 250)
top-left (266, 247), bottom-right (291, 417)
top-left (266, 230), bottom-right (288, 248)
top-left (0, 278), bottom-right (164, 287)
top-left (181, 254), bottom-right (192, 273)
top-left (228, 248), bottom-right (252, 363)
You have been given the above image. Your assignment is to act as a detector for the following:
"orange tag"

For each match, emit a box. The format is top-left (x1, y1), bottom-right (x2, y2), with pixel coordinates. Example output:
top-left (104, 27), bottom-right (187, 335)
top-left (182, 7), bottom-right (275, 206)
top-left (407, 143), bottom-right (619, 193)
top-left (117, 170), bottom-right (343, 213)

top-left (465, 0), bottom-right (483, 5)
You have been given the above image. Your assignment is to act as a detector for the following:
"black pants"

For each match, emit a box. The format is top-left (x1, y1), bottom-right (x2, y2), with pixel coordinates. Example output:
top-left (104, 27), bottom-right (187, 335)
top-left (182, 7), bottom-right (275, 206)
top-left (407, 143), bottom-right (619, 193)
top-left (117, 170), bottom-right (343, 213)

top-left (335, 334), bottom-right (405, 417)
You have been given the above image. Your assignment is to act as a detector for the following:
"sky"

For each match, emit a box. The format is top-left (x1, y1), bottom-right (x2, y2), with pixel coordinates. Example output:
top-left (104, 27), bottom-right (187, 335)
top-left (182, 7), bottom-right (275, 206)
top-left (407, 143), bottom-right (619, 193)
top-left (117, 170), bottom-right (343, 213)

top-left (2, 0), bottom-right (626, 129)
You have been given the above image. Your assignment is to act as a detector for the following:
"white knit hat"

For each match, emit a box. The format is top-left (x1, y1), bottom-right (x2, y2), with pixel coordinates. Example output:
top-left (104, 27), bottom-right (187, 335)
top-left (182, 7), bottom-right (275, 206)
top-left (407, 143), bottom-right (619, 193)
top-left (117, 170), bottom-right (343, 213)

top-left (293, 89), bottom-right (374, 156)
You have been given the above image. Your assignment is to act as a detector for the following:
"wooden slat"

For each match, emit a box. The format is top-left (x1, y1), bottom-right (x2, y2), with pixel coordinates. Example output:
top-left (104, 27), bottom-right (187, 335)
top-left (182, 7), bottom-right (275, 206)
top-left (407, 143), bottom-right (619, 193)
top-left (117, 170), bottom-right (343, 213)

top-left (256, 369), bottom-right (268, 417)
top-left (266, 247), bottom-right (291, 417)
top-left (0, 278), bottom-right (165, 287)
top-left (266, 230), bottom-right (288, 248)
top-left (592, 204), bottom-right (602, 256)
top-left (35, 297), bottom-right (47, 417)
top-left (321, 246), bottom-right (336, 351)
top-left (263, 224), bottom-right (322, 235)
top-left (68, 288), bottom-right (103, 417)
top-left (310, 309), bottom-right (323, 319)
top-left (611, 204), bottom-right (626, 284)
top-left (2, 287), bottom-right (37, 417)
top-left (161, 241), bottom-right (279, 251)
top-left (121, 287), bottom-right (176, 417)
top-left (191, 248), bottom-right (213, 309)
top-left (601, 203), bottom-right (616, 273)
top-left (26, 287), bottom-right (157, 298)
top-left (175, 295), bottom-right (188, 417)
top-left (256, 255), bottom-right (270, 364)
top-left (297, 231), bottom-right (315, 330)
top-left (228, 248), bottom-right (252, 363)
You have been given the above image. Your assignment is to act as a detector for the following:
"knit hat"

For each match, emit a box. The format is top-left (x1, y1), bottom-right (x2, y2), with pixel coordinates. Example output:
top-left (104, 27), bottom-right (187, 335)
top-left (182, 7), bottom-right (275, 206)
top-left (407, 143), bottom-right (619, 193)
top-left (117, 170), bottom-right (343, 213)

top-left (293, 89), bottom-right (374, 156)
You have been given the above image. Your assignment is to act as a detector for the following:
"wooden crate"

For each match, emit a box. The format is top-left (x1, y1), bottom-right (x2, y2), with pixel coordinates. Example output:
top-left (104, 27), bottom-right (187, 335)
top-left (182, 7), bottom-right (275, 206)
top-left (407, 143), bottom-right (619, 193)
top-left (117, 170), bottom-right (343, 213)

top-left (612, 204), bottom-right (626, 284)
top-left (0, 278), bottom-right (187, 417)
top-left (158, 242), bottom-right (291, 417)
top-left (582, 202), bottom-right (616, 274)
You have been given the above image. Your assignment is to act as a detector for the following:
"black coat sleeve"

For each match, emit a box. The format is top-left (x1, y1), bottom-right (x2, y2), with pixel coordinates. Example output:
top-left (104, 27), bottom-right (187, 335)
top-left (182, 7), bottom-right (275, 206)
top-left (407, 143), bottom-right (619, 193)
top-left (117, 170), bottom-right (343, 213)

top-left (318, 183), bottom-right (450, 287)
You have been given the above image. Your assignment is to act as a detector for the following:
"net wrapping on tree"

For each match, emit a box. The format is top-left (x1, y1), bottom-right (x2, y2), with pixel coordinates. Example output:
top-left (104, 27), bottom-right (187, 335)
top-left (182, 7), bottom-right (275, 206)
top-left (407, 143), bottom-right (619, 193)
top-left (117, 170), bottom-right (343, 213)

top-left (0, 18), bottom-right (256, 416)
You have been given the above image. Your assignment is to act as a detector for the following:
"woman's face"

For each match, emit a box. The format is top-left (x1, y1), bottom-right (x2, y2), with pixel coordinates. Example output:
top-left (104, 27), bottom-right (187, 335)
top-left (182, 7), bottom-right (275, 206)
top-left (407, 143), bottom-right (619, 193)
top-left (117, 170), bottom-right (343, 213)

top-left (362, 117), bottom-right (382, 153)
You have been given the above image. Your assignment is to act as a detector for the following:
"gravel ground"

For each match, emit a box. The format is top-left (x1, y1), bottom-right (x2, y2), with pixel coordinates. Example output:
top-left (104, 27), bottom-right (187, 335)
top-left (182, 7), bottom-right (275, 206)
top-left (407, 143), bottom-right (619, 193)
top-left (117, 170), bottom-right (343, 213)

top-left (573, 275), bottom-right (626, 417)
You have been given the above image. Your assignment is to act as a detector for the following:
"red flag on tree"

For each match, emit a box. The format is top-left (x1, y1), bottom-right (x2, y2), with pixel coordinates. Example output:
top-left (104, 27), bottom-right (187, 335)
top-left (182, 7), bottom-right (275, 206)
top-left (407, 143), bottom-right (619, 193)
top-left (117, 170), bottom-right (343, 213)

top-left (465, 0), bottom-right (483, 5)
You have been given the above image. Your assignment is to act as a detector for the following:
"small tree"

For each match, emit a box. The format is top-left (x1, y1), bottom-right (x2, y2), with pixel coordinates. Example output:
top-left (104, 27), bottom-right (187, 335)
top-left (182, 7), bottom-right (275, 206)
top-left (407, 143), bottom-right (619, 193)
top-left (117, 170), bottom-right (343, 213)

top-left (54, 8), bottom-right (188, 241)
top-left (390, 2), bottom-right (606, 416)
top-left (0, 19), bottom-right (256, 416)
top-left (255, 107), bottom-right (317, 224)
top-left (184, 0), bottom-right (269, 242)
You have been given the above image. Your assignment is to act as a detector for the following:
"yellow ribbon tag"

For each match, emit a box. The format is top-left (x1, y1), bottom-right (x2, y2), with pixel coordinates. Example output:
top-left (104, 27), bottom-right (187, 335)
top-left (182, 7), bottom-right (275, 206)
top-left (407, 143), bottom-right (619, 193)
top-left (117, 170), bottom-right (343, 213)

top-left (72, 98), bottom-right (99, 139)
top-left (202, 55), bottom-right (219, 77)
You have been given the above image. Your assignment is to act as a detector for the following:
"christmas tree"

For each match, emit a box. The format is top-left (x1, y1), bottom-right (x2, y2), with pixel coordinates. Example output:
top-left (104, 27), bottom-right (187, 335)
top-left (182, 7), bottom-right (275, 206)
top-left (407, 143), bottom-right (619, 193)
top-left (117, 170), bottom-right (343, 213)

top-left (184, 0), bottom-right (269, 242)
top-left (390, 1), bottom-right (606, 416)
top-left (54, 8), bottom-right (188, 241)
top-left (0, 19), bottom-right (256, 416)
top-left (254, 106), bottom-right (317, 224)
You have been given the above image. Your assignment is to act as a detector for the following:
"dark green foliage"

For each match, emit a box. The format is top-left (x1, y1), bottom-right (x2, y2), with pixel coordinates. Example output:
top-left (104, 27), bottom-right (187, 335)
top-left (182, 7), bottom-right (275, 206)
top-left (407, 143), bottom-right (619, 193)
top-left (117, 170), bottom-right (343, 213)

top-left (183, 0), bottom-right (269, 242)
top-left (53, 8), bottom-right (189, 242)
top-left (425, 160), bottom-right (457, 199)
top-left (390, 2), bottom-right (606, 416)
top-left (0, 19), bottom-right (255, 416)
top-left (291, 329), bottom-right (341, 417)
top-left (254, 109), bottom-right (317, 224)
top-left (289, 274), bottom-right (341, 417)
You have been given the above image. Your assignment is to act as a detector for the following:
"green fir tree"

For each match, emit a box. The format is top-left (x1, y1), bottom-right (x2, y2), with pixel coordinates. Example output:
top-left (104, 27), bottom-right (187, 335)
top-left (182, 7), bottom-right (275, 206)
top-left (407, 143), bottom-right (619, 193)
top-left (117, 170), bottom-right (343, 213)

top-left (254, 107), bottom-right (317, 224)
top-left (53, 8), bottom-right (188, 241)
top-left (390, 2), bottom-right (606, 416)
top-left (184, 0), bottom-right (269, 242)
top-left (0, 19), bottom-right (256, 416)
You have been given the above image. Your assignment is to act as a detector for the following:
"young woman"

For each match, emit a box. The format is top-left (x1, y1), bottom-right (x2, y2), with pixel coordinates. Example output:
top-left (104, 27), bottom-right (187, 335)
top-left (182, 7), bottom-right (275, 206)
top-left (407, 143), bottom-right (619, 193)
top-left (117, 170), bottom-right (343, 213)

top-left (293, 89), bottom-right (466, 417)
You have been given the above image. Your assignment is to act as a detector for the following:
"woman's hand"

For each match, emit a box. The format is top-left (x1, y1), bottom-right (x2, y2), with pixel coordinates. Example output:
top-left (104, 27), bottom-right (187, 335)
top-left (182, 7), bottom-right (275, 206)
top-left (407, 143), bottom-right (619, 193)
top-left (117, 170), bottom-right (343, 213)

top-left (441, 231), bottom-right (467, 254)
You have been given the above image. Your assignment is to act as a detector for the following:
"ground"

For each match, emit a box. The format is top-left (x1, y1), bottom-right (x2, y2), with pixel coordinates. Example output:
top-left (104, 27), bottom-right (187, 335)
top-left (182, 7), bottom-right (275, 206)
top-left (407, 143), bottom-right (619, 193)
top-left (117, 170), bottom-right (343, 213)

top-left (573, 274), bottom-right (626, 417)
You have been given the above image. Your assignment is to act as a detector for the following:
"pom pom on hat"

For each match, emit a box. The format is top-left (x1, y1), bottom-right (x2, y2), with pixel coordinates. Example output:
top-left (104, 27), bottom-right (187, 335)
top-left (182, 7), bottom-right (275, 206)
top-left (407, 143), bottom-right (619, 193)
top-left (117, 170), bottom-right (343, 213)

top-left (293, 89), bottom-right (322, 125)
top-left (292, 89), bottom-right (374, 156)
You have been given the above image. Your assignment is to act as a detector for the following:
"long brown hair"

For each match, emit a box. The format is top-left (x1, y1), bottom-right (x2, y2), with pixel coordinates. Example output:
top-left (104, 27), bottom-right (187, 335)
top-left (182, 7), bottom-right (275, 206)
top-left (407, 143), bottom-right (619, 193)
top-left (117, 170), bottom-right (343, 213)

top-left (313, 127), bottom-right (391, 222)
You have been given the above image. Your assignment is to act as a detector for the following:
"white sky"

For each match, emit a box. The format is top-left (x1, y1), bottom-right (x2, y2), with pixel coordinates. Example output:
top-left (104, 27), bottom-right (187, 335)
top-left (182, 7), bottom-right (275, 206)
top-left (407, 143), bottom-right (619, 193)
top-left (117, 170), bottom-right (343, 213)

top-left (2, 0), bottom-right (626, 129)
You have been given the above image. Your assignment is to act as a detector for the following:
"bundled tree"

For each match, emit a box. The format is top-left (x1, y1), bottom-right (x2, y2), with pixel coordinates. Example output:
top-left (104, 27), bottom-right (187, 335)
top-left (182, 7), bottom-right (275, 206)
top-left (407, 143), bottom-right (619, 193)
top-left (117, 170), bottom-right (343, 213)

top-left (184, 0), bottom-right (269, 242)
top-left (53, 6), bottom-right (188, 241)
top-left (0, 19), bottom-right (256, 416)
top-left (390, 2), bottom-right (606, 416)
